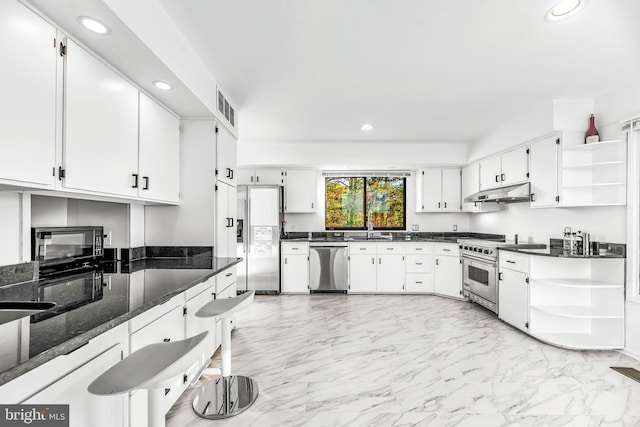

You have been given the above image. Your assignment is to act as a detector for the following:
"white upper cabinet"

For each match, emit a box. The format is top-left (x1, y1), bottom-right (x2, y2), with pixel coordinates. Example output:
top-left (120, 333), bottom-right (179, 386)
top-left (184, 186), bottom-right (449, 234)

top-left (216, 124), bottom-right (237, 187)
top-left (479, 155), bottom-right (502, 190)
top-left (138, 93), bottom-right (180, 204)
top-left (284, 169), bottom-right (317, 213)
top-left (417, 168), bottom-right (461, 212)
top-left (461, 163), bottom-right (502, 213)
top-left (529, 135), bottom-right (560, 208)
top-left (63, 39), bottom-right (139, 197)
top-left (441, 169), bottom-right (461, 212)
top-left (500, 146), bottom-right (529, 186)
top-left (216, 182), bottom-right (237, 258)
top-left (237, 168), bottom-right (284, 186)
top-left (479, 147), bottom-right (529, 190)
top-left (0, 1), bottom-right (57, 188)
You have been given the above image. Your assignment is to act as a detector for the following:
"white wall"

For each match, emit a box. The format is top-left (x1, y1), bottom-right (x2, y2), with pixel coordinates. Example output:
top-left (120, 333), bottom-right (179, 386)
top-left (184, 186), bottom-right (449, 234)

top-left (0, 192), bottom-right (23, 266)
top-left (31, 195), bottom-right (67, 227)
top-left (67, 200), bottom-right (129, 249)
top-left (238, 140), bottom-right (468, 169)
top-left (283, 172), bottom-right (470, 233)
top-left (144, 119), bottom-right (216, 246)
top-left (239, 139), bottom-right (471, 233)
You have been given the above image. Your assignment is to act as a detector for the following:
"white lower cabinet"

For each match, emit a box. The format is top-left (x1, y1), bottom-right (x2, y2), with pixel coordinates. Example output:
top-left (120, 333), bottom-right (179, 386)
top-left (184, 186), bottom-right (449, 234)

top-left (348, 247), bottom-right (377, 293)
top-left (376, 254), bottom-right (405, 292)
top-left (434, 248), bottom-right (462, 299)
top-left (281, 243), bottom-right (309, 293)
top-left (24, 345), bottom-right (125, 427)
top-left (498, 267), bottom-right (529, 332)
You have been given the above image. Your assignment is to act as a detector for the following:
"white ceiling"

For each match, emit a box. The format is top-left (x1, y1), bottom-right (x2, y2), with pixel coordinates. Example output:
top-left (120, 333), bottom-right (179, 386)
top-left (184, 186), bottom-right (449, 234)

top-left (24, 0), bottom-right (212, 118)
top-left (158, 0), bottom-right (640, 143)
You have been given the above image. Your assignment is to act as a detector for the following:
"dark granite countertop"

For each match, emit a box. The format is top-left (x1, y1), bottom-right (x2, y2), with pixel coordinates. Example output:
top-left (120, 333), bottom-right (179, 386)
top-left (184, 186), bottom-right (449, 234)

top-left (499, 247), bottom-right (626, 258)
top-left (282, 232), bottom-right (504, 243)
top-left (0, 257), bottom-right (241, 387)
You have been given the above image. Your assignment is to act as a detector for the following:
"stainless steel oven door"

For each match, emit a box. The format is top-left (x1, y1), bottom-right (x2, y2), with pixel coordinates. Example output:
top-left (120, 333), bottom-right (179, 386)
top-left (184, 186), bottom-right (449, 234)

top-left (462, 256), bottom-right (497, 304)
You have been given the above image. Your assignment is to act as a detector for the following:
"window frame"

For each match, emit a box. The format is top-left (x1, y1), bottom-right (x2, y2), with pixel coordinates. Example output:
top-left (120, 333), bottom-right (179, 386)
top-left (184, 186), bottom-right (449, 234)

top-left (324, 176), bottom-right (406, 231)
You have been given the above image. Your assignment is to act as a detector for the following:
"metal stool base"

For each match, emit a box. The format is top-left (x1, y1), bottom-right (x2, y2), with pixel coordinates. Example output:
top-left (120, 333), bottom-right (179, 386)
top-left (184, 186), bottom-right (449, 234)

top-left (192, 375), bottom-right (259, 419)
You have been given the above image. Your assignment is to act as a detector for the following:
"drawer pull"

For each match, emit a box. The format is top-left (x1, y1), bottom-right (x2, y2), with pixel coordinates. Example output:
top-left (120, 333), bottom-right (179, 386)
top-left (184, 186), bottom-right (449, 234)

top-left (163, 338), bottom-right (171, 342)
top-left (225, 272), bottom-right (232, 277)
top-left (415, 248), bottom-right (423, 251)
top-left (442, 249), bottom-right (451, 252)
top-left (506, 260), bottom-right (516, 264)
top-left (416, 262), bottom-right (423, 265)
top-left (292, 248), bottom-right (299, 250)
top-left (416, 281), bottom-right (423, 284)
top-left (360, 248), bottom-right (367, 251)
top-left (387, 248), bottom-right (394, 250)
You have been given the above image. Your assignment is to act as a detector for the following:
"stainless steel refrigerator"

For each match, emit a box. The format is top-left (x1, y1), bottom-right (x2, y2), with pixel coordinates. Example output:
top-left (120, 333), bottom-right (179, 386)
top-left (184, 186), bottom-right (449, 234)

top-left (236, 186), bottom-right (284, 294)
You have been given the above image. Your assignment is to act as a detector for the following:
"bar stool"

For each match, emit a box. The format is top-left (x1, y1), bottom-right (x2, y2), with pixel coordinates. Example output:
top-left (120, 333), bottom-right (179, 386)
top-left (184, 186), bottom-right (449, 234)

top-left (192, 290), bottom-right (258, 419)
top-left (88, 331), bottom-right (209, 427)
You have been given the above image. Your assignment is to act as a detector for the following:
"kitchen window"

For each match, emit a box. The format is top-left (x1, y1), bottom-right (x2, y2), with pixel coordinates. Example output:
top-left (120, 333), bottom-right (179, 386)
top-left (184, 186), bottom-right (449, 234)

top-left (325, 176), bottom-right (406, 230)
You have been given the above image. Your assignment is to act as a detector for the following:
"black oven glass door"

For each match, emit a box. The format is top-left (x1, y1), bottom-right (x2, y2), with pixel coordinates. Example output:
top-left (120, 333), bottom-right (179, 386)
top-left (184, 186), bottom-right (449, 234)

top-left (468, 265), bottom-right (490, 286)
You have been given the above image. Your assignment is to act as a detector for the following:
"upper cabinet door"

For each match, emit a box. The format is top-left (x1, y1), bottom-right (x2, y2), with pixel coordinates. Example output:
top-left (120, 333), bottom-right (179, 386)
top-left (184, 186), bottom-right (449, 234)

top-left (441, 169), bottom-right (461, 212)
top-left (284, 169), bottom-right (317, 213)
top-left (138, 93), bottom-right (180, 204)
top-left (529, 135), bottom-right (559, 208)
top-left (254, 168), bottom-right (284, 186)
top-left (461, 163), bottom-right (479, 212)
top-left (500, 146), bottom-right (529, 186)
top-left (216, 125), bottom-right (237, 187)
top-left (419, 169), bottom-right (443, 212)
top-left (64, 40), bottom-right (139, 197)
top-left (0, 1), bottom-right (56, 187)
top-left (479, 155), bottom-right (501, 190)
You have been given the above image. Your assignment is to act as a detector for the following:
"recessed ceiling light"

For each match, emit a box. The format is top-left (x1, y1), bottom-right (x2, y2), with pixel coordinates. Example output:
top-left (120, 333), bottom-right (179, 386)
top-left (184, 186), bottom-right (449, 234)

top-left (361, 123), bottom-right (373, 131)
top-left (544, 0), bottom-right (588, 22)
top-left (78, 16), bottom-right (110, 35)
top-left (152, 81), bottom-right (173, 91)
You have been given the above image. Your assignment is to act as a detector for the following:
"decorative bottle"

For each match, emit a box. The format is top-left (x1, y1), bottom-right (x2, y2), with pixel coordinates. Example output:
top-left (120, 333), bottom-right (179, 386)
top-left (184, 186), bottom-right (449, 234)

top-left (585, 114), bottom-right (599, 144)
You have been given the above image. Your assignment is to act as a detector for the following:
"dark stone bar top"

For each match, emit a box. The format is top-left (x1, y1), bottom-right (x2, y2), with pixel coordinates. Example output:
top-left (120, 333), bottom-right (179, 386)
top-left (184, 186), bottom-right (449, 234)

top-left (0, 256), bottom-right (242, 387)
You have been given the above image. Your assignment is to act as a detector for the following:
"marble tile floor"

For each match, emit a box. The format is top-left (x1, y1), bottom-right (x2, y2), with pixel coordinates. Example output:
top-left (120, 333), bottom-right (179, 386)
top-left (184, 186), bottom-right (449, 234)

top-left (166, 295), bottom-right (640, 427)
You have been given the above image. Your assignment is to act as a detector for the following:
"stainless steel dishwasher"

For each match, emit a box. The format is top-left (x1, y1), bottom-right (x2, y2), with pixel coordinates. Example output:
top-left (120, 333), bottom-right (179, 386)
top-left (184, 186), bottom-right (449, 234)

top-left (309, 242), bottom-right (348, 293)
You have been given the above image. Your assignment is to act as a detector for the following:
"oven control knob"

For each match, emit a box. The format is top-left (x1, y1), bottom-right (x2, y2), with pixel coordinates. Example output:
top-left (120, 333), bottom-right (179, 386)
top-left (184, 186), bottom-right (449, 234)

top-left (484, 249), bottom-right (490, 255)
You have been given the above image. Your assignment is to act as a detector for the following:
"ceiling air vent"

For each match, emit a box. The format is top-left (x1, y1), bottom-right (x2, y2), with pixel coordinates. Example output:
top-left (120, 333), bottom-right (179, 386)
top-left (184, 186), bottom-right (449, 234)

top-left (217, 89), bottom-right (236, 128)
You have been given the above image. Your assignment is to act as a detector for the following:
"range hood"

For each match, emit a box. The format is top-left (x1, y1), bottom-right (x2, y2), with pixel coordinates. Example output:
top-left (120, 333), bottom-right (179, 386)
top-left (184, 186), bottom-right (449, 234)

top-left (464, 182), bottom-right (532, 204)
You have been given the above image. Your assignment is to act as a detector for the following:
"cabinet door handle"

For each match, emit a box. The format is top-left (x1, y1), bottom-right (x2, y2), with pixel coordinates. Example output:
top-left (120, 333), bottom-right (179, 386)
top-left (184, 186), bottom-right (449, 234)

top-left (444, 202), bottom-right (447, 208)
top-left (250, 175), bottom-right (254, 182)
top-left (163, 338), bottom-right (171, 342)
top-left (226, 272), bottom-right (232, 277)
top-left (311, 202), bottom-right (314, 209)
top-left (371, 258), bottom-right (374, 264)
top-left (226, 168), bottom-right (231, 178)
top-left (132, 173), bottom-right (139, 188)
top-left (498, 272), bottom-right (504, 280)
top-left (438, 202), bottom-right (441, 208)
top-left (285, 258), bottom-right (288, 265)
top-left (495, 175), bottom-right (500, 183)
top-left (230, 218), bottom-right (234, 227)
top-left (143, 176), bottom-right (149, 190)
top-left (501, 173), bottom-right (505, 182)
top-left (230, 169), bottom-right (234, 179)
top-left (379, 258), bottom-right (381, 264)
top-left (256, 175), bottom-right (259, 183)
top-left (530, 193), bottom-right (536, 202)
top-left (436, 258), bottom-right (439, 266)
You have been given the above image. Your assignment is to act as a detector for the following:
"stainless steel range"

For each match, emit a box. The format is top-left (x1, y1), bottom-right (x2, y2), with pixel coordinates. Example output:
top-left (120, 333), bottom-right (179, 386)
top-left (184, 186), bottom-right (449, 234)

top-left (459, 239), bottom-right (501, 314)
top-left (459, 238), bottom-right (546, 314)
